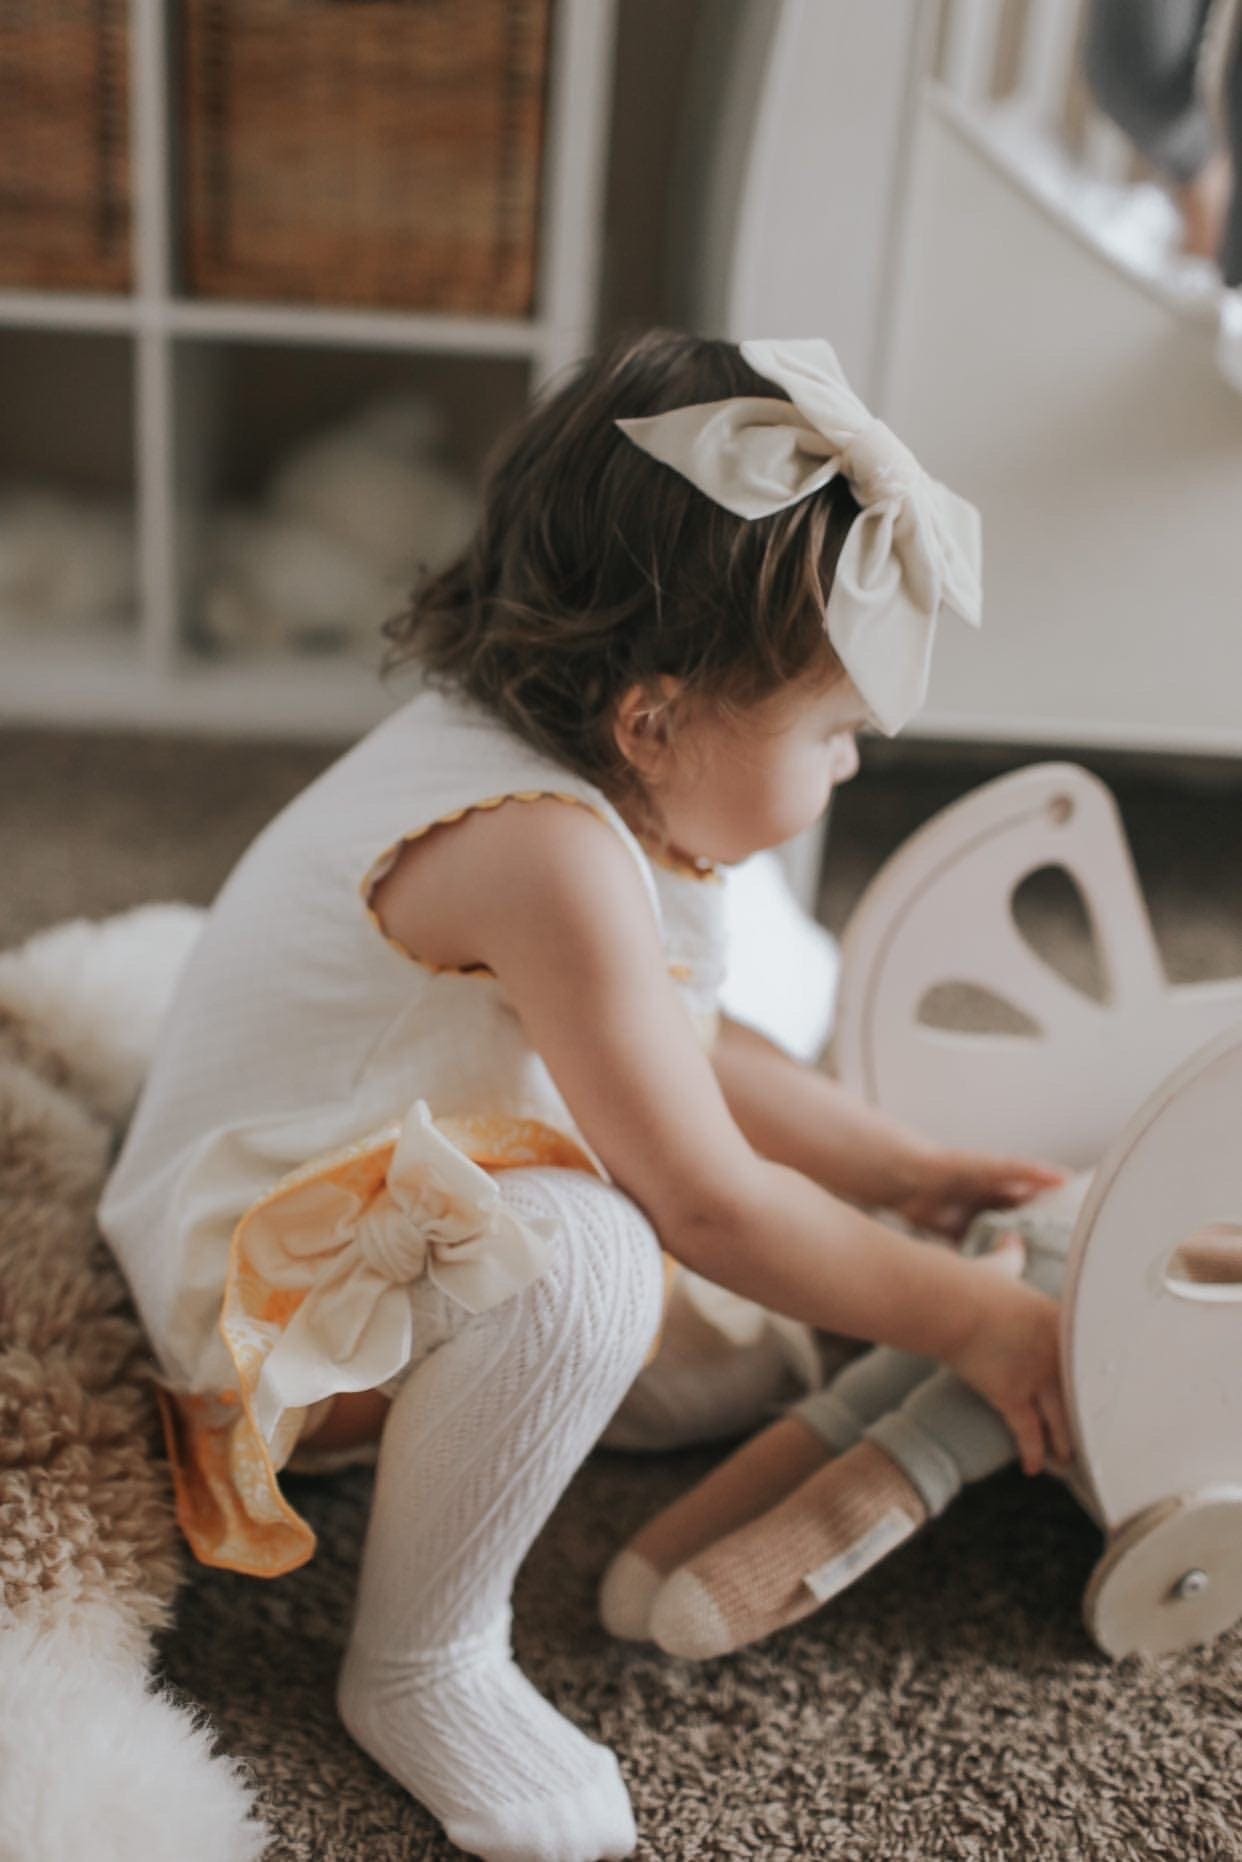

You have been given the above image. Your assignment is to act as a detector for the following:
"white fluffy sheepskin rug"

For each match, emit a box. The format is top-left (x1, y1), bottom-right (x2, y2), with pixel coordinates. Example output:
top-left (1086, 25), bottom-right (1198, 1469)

top-left (0, 905), bottom-right (267, 1862)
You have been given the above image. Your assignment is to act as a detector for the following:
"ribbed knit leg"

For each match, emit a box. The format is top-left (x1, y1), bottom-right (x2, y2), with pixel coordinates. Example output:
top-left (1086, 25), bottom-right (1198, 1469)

top-left (598, 1415), bottom-right (830, 1642)
top-left (645, 1235), bottom-right (1029, 1659)
top-left (649, 1440), bottom-right (928, 1660)
top-left (337, 1168), bottom-right (664, 1862)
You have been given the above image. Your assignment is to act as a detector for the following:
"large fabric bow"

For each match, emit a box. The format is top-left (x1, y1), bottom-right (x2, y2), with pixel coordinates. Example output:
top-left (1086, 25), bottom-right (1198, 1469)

top-left (234, 1101), bottom-right (557, 1442)
top-left (615, 337), bottom-right (982, 735)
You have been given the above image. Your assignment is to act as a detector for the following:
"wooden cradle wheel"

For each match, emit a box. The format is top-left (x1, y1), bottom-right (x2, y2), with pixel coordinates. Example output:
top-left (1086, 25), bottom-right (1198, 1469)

top-left (1066, 1022), bottom-right (1242, 1658)
top-left (1084, 1491), bottom-right (1242, 1658)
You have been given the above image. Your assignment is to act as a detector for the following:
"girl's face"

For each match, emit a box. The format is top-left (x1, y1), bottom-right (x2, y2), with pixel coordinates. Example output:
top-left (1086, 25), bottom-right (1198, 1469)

top-left (623, 673), bottom-right (871, 866)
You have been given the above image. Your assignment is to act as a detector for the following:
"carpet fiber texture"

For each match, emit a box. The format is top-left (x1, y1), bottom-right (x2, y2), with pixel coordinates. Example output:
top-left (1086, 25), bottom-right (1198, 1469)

top-left (3, 724), bottom-right (1241, 1861)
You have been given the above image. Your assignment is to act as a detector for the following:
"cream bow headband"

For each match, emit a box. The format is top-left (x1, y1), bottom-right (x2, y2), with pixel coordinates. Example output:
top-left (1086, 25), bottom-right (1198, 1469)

top-left (615, 337), bottom-right (982, 735)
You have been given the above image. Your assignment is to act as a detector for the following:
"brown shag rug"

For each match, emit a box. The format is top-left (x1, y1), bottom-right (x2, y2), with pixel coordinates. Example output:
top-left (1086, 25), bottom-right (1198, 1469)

top-left (3, 723), bottom-right (1241, 1861)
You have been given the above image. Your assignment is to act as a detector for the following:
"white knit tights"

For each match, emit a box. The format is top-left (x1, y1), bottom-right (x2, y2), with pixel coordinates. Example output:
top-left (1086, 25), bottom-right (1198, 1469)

top-left (337, 1167), bottom-right (664, 1862)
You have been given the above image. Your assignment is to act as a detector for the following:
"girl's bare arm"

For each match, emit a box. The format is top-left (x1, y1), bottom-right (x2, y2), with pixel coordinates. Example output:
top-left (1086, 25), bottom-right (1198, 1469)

top-left (370, 799), bottom-right (1069, 1474)
top-left (712, 1013), bottom-right (937, 1207)
top-left (711, 1014), bottom-right (1066, 1232)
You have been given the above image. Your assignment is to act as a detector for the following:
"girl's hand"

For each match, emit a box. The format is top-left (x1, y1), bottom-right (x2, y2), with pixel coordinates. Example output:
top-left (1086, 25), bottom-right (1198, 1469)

top-left (383, 797), bottom-right (1071, 1385)
top-left (893, 1148), bottom-right (1068, 1240)
top-left (946, 1263), bottom-right (1073, 1476)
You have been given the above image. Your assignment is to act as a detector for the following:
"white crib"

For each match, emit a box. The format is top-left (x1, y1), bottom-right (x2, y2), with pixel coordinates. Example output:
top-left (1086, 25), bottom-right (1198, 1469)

top-left (830, 759), bottom-right (1242, 1658)
top-left (675, 0), bottom-right (1242, 795)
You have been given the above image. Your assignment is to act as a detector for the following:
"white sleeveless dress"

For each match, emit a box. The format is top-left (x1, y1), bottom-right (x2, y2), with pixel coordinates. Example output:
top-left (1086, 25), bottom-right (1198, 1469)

top-left (100, 683), bottom-right (782, 1576)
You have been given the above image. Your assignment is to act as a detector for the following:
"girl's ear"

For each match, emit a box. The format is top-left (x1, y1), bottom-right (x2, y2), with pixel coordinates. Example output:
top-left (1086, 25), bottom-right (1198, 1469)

top-left (613, 677), bottom-right (683, 783)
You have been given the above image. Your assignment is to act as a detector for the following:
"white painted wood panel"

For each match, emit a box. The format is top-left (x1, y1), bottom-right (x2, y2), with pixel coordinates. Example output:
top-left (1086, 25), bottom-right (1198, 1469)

top-left (671, 0), bottom-right (926, 399)
top-left (882, 96), bottom-right (1242, 754)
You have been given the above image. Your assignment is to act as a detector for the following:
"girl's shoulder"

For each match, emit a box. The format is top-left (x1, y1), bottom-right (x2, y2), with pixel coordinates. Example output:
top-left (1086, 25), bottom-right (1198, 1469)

top-left (358, 684), bottom-right (637, 843)
top-left (357, 686), bottom-right (661, 976)
top-left (276, 682), bottom-right (656, 908)
top-left (369, 787), bottom-right (658, 979)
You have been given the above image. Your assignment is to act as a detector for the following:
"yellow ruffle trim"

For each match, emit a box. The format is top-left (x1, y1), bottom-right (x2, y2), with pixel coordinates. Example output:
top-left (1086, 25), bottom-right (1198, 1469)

top-left (361, 790), bottom-right (603, 977)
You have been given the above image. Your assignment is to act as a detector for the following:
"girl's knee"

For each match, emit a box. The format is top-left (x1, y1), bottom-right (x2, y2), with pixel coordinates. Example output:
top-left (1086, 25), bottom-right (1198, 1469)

top-left (497, 1167), bottom-right (665, 1354)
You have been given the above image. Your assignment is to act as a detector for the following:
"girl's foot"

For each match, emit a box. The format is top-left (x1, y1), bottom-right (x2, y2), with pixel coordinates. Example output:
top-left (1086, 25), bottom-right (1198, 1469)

top-left (648, 1439), bottom-right (928, 1660)
top-left (598, 1415), bottom-right (832, 1640)
top-left (339, 1615), bottom-right (636, 1862)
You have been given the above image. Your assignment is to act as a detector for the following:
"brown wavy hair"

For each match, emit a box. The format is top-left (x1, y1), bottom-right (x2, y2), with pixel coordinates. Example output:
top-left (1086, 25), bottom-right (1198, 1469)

top-left (382, 328), bottom-right (860, 815)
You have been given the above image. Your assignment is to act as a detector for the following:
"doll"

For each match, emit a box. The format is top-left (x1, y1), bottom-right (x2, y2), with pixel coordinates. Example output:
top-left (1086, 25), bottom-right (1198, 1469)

top-left (600, 1173), bottom-right (1093, 1658)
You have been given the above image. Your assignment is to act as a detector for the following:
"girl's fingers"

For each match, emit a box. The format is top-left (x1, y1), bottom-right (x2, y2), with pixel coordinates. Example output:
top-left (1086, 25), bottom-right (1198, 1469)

top-left (1002, 1159), bottom-right (1068, 1190)
top-left (982, 1156), bottom-right (1060, 1189)
top-left (993, 1178), bottom-right (1045, 1204)
top-left (1008, 1402), bottom-right (1044, 1478)
top-left (1038, 1381), bottom-right (1074, 1468)
top-left (981, 1173), bottom-right (1038, 1206)
top-left (1013, 1388), bottom-right (1072, 1478)
top-left (981, 1231), bottom-right (1026, 1278)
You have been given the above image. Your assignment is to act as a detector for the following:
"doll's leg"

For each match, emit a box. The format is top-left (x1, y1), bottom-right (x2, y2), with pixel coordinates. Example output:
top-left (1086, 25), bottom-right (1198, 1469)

top-left (648, 1438), bottom-right (934, 1659)
top-left (862, 1234), bottom-right (1064, 1514)
top-left (338, 1167), bottom-right (663, 1862)
top-left (599, 1234), bottom-right (1025, 1641)
top-left (599, 1415), bottom-right (834, 1640)
top-left (650, 1357), bottom-right (1037, 1660)
top-left (648, 1377), bottom-right (1017, 1661)
top-left (792, 1338), bottom-right (940, 1453)
top-left (648, 1242), bottom-right (1030, 1658)
top-left (599, 1337), bottom-right (940, 1640)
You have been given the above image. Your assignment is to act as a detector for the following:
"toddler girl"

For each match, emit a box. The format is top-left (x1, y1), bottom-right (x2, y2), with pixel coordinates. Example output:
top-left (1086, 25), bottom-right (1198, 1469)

top-left (100, 331), bottom-right (1069, 1862)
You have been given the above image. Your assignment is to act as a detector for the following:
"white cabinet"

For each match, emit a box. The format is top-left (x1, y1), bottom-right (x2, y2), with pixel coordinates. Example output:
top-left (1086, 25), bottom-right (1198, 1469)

top-left (0, 0), bottom-right (617, 738)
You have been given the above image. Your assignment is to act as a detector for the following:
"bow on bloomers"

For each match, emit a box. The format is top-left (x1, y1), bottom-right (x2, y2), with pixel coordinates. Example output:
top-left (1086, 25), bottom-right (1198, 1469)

top-left (615, 337), bottom-right (982, 735)
top-left (236, 1101), bottom-right (557, 1442)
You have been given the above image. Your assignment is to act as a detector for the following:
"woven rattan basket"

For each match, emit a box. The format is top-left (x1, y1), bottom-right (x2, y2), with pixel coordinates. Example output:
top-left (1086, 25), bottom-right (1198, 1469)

top-left (180, 0), bottom-right (553, 316)
top-left (0, 1), bottom-right (131, 292)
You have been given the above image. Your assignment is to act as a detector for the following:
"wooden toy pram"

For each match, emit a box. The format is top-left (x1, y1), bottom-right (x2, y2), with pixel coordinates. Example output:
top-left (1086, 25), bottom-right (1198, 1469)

top-left (829, 761), bottom-right (1242, 1659)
